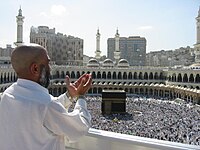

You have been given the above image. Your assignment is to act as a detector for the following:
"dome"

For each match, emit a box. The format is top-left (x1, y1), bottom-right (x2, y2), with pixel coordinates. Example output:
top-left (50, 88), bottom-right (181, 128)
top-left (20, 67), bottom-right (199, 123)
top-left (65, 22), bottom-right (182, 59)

top-left (102, 58), bottom-right (114, 67)
top-left (117, 59), bottom-right (129, 68)
top-left (87, 58), bottom-right (100, 67)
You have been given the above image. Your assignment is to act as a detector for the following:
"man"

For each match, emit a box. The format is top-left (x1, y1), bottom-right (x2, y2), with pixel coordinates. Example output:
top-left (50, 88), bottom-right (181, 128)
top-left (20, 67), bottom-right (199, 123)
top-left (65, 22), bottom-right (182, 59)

top-left (0, 44), bottom-right (92, 150)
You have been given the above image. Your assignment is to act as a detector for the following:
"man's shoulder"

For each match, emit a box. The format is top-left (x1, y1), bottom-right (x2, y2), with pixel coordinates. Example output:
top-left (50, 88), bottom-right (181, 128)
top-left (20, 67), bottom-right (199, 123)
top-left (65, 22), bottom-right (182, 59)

top-left (2, 82), bottom-right (52, 105)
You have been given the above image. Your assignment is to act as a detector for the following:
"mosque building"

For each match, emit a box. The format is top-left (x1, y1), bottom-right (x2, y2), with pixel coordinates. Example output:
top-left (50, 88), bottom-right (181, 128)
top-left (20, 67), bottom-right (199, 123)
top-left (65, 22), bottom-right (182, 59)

top-left (0, 7), bottom-right (200, 105)
top-left (94, 28), bottom-right (146, 66)
top-left (0, 6), bottom-right (200, 150)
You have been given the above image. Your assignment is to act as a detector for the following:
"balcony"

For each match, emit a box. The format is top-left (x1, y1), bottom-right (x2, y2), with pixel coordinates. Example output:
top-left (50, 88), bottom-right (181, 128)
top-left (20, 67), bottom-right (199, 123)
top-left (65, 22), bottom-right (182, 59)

top-left (65, 128), bottom-right (199, 150)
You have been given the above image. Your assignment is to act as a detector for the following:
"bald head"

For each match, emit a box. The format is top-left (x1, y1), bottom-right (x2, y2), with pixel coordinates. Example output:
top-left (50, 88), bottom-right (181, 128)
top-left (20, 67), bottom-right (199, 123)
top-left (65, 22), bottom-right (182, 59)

top-left (11, 44), bottom-right (48, 78)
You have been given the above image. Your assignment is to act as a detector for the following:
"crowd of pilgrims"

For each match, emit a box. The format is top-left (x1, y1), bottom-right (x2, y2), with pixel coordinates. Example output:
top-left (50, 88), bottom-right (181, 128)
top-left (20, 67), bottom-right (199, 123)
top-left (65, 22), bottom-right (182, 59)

top-left (70, 96), bottom-right (200, 146)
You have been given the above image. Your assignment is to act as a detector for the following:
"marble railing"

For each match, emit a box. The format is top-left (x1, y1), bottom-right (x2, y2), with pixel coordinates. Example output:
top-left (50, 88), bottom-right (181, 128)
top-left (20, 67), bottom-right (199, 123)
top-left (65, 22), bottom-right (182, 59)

top-left (65, 128), bottom-right (200, 150)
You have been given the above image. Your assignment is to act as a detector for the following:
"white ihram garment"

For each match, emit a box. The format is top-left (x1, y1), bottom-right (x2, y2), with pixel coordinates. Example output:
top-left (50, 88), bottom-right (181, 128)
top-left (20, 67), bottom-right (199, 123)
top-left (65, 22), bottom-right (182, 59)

top-left (0, 79), bottom-right (91, 150)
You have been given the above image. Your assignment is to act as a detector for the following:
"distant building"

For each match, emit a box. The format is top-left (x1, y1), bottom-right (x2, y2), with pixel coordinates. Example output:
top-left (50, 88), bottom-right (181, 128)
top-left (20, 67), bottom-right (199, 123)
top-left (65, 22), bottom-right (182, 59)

top-left (30, 26), bottom-right (84, 65)
top-left (83, 54), bottom-right (91, 66)
top-left (0, 45), bottom-right (13, 64)
top-left (0, 45), bottom-right (13, 57)
top-left (146, 47), bottom-right (194, 67)
top-left (107, 31), bottom-right (146, 66)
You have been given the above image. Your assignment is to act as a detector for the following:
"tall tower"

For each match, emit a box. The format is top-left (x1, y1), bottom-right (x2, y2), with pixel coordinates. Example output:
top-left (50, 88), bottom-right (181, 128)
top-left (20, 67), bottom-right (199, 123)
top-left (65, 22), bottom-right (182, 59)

top-left (114, 28), bottom-right (120, 61)
top-left (194, 6), bottom-right (200, 63)
top-left (95, 28), bottom-right (101, 59)
top-left (14, 7), bottom-right (25, 46)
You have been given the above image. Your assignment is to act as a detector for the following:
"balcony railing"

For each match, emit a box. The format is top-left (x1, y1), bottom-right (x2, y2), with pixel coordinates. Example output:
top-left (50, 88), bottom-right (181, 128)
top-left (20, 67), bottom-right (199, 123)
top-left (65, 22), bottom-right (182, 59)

top-left (65, 128), bottom-right (199, 150)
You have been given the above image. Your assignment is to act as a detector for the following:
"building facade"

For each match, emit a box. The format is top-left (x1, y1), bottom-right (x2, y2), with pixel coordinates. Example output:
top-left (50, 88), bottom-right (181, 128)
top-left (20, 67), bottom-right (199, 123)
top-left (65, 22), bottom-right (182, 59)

top-left (0, 61), bottom-right (200, 104)
top-left (146, 47), bottom-right (195, 67)
top-left (30, 26), bottom-right (84, 65)
top-left (108, 34), bottom-right (146, 66)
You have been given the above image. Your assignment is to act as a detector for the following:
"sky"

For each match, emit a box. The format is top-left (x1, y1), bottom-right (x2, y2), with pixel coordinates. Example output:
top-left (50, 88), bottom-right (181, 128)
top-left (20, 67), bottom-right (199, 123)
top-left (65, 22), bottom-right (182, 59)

top-left (0, 0), bottom-right (199, 57)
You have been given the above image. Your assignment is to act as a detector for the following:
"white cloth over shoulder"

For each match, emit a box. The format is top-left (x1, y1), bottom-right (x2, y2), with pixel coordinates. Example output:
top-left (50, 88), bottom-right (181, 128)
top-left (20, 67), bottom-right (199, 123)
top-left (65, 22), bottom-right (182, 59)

top-left (0, 79), bottom-right (91, 150)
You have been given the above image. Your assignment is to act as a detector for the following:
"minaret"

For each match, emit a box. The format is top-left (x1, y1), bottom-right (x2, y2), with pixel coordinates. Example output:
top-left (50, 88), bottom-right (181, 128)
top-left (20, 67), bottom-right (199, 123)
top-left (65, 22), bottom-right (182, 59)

top-left (95, 28), bottom-right (101, 59)
top-left (114, 28), bottom-right (120, 62)
top-left (194, 6), bottom-right (200, 63)
top-left (14, 7), bottom-right (25, 46)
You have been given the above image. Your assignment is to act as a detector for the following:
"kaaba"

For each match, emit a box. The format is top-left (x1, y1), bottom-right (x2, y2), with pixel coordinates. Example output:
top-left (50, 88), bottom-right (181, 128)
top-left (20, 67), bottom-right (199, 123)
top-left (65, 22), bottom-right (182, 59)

top-left (101, 90), bottom-right (126, 114)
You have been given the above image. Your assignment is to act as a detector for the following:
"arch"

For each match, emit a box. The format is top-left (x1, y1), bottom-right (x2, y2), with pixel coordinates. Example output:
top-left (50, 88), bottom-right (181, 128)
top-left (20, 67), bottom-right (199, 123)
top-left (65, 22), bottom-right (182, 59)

top-left (149, 72), bottom-right (153, 80)
top-left (183, 74), bottom-right (188, 82)
top-left (133, 72), bottom-right (137, 79)
top-left (154, 72), bottom-right (158, 80)
top-left (172, 73), bottom-right (176, 82)
top-left (102, 72), bottom-right (106, 79)
top-left (88, 88), bottom-right (92, 94)
top-left (10, 72), bottom-right (13, 82)
top-left (118, 72), bottom-right (122, 79)
top-left (139, 72), bottom-right (143, 80)
top-left (140, 88), bottom-right (144, 94)
top-left (189, 74), bottom-right (194, 83)
top-left (119, 87), bottom-right (123, 90)
top-left (93, 87), bottom-right (97, 94)
top-left (92, 71), bottom-right (96, 79)
top-left (61, 71), bottom-right (65, 78)
top-left (98, 87), bottom-right (102, 94)
top-left (4, 73), bottom-right (6, 83)
top-left (144, 72), bottom-right (148, 80)
top-left (159, 72), bottom-right (164, 80)
top-left (107, 72), bottom-right (111, 79)
top-left (0, 74), bottom-right (3, 84)
top-left (97, 71), bottom-right (101, 79)
top-left (71, 71), bottom-right (75, 78)
top-left (113, 72), bottom-right (116, 79)
top-left (56, 71), bottom-right (60, 78)
top-left (77, 71), bottom-right (81, 78)
top-left (14, 74), bottom-right (17, 81)
top-left (168, 75), bottom-right (171, 81)
top-left (195, 74), bottom-right (200, 83)
top-left (135, 88), bottom-right (139, 94)
top-left (7, 72), bottom-right (9, 82)
top-left (177, 73), bottom-right (182, 82)
top-left (123, 72), bottom-right (127, 79)
top-left (128, 72), bottom-right (132, 79)
top-left (149, 89), bottom-right (153, 95)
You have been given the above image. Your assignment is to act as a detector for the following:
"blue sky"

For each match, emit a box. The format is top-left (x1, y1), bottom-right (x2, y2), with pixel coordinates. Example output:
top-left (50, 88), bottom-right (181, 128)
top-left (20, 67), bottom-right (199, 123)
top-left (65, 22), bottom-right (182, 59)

top-left (0, 0), bottom-right (199, 57)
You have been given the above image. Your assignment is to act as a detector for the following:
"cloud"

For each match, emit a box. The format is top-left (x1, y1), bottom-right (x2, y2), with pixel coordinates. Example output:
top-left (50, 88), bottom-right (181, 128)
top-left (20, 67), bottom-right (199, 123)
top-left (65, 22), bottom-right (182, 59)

top-left (137, 26), bottom-right (153, 30)
top-left (51, 5), bottom-right (67, 16)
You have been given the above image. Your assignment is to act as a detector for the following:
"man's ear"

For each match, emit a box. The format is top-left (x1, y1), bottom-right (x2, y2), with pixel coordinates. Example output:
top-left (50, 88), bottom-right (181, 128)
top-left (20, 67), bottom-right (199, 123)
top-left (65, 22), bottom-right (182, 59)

top-left (30, 63), bottom-right (40, 76)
